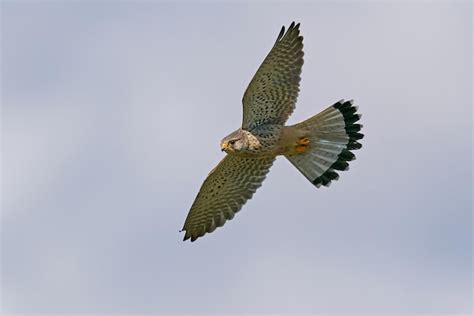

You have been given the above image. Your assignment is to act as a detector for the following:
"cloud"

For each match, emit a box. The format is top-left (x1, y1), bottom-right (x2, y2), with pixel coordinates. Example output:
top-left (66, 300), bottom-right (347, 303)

top-left (2, 1), bottom-right (471, 314)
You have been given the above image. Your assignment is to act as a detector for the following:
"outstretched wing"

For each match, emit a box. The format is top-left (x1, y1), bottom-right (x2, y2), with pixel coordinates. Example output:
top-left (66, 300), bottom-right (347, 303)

top-left (242, 22), bottom-right (304, 130)
top-left (182, 155), bottom-right (275, 242)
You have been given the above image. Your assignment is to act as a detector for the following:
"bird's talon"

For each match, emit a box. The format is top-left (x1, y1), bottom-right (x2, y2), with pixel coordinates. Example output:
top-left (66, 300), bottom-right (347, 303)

top-left (295, 137), bottom-right (310, 153)
top-left (296, 137), bottom-right (310, 146)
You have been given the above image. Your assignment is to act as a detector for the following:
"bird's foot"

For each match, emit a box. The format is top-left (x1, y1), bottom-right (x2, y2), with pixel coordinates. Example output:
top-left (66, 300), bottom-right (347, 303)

top-left (295, 137), bottom-right (310, 153)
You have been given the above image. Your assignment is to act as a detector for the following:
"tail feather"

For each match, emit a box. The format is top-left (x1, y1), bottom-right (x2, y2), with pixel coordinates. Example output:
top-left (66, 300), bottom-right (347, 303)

top-left (286, 99), bottom-right (363, 188)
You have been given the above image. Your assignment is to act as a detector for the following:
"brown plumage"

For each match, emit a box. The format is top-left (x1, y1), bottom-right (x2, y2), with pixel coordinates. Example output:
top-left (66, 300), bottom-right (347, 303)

top-left (181, 22), bottom-right (363, 242)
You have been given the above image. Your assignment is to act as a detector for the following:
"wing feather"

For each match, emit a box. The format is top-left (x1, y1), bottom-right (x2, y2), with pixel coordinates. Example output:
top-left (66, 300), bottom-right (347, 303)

top-left (242, 22), bottom-right (304, 130)
top-left (182, 155), bottom-right (275, 242)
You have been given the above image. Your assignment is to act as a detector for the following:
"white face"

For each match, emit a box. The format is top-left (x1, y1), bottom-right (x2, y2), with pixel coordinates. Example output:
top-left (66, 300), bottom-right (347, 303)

top-left (231, 138), bottom-right (245, 151)
top-left (221, 137), bottom-right (244, 153)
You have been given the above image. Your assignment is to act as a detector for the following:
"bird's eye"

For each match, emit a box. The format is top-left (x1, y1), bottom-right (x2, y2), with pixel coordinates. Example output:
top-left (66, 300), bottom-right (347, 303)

top-left (229, 140), bottom-right (236, 145)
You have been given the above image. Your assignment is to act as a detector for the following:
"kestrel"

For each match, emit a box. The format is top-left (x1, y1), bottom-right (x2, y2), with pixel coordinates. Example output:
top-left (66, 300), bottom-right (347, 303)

top-left (181, 22), bottom-right (363, 242)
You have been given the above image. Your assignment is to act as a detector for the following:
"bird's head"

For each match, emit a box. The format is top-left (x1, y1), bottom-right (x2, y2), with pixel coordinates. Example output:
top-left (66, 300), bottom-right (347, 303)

top-left (220, 129), bottom-right (247, 153)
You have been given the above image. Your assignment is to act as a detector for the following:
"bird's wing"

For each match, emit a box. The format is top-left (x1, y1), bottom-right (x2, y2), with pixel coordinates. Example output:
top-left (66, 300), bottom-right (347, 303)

top-left (242, 22), bottom-right (304, 130)
top-left (182, 155), bottom-right (275, 242)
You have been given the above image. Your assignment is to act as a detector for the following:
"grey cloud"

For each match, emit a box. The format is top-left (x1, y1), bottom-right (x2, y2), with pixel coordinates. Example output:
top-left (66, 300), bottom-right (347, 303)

top-left (2, 1), bottom-right (471, 314)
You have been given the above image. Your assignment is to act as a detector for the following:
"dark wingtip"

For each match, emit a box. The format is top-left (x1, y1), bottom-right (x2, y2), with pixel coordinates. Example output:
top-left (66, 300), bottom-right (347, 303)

top-left (277, 25), bottom-right (285, 42)
top-left (277, 22), bottom-right (302, 43)
top-left (182, 229), bottom-right (201, 242)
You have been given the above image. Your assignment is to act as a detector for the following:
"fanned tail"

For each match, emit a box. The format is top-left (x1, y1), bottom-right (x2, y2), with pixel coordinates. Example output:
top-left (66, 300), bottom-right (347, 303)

top-left (285, 99), bottom-right (363, 187)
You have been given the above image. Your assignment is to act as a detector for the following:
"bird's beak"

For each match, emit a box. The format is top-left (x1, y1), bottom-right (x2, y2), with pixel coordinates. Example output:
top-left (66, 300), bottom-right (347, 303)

top-left (221, 142), bottom-right (233, 152)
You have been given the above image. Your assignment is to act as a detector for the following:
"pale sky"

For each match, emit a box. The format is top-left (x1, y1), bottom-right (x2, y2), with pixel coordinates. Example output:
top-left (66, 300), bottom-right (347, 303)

top-left (2, 1), bottom-right (472, 314)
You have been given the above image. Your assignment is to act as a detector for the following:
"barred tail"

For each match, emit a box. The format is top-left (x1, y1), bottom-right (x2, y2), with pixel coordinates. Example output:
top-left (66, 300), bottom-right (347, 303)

top-left (285, 99), bottom-right (363, 188)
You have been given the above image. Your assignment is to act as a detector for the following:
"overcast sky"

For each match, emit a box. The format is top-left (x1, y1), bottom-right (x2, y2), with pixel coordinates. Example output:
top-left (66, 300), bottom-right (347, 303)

top-left (2, 1), bottom-right (472, 315)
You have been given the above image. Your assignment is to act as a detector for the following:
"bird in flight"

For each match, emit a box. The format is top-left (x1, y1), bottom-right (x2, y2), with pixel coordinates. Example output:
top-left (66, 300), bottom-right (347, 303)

top-left (181, 22), bottom-right (363, 242)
